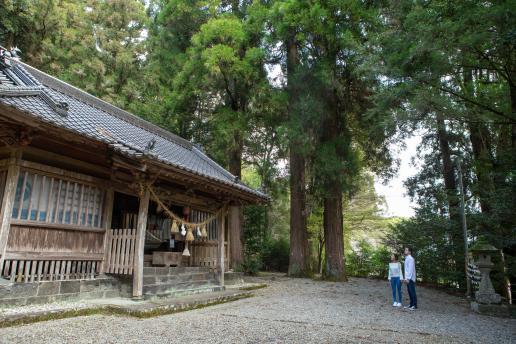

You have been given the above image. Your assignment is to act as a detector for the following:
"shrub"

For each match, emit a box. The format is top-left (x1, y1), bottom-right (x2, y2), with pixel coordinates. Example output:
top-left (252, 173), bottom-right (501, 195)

top-left (237, 254), bottom-right (262, 276)
top-left (262, 237), bottom-right (290, 272)
top-left (345, 239), bottom-right (390, 279)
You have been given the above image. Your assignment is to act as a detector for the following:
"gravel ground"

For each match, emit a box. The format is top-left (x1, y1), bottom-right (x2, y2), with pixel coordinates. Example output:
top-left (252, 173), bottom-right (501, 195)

top-left (0, 274), bottom-right (514, 343)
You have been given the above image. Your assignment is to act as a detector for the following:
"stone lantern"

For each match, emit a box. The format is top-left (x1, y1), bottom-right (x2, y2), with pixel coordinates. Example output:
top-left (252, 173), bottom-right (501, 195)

top-left (469, 243), bottom-right (510, 317)
top-left (470, 243), bottom-right (501, 304)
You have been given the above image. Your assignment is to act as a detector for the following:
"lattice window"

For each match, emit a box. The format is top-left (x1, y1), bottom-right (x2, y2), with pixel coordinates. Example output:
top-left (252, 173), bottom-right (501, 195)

top-left (11, 170), bottom-right (104, 228)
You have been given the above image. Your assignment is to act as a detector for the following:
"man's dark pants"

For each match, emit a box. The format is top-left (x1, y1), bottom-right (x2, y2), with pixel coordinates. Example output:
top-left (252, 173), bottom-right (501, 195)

top-left (407, 280), bottom-right (417, 308)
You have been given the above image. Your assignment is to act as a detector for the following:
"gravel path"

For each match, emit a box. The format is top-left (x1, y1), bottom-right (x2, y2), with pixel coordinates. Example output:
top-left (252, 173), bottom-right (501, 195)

top-left (0, 274), bottom-right (514, 343)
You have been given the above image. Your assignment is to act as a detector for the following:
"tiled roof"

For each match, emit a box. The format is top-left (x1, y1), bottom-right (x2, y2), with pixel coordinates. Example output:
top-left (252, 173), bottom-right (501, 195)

top-left (0, 56), bottom-right (267, 201)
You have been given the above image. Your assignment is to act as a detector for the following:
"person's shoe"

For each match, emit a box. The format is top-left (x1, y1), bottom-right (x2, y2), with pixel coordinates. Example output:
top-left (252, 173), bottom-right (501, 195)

top-left (396, 303), bottom-right (402, 307)
top-left (393, 302), bottom-right (397, 307)
top-left (409, 306), bottom-right (417, 311)
top-left (403, 305), bottom-right (410, 309)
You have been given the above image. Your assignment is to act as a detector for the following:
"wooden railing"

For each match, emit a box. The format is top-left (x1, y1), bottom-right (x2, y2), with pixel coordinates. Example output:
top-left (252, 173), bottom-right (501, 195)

top-left (104, 228), bottom-right (137, 275)
top-left (189, 240), bottom-right (229, 271)
top-left (1, 258), bottom-right (100, 282)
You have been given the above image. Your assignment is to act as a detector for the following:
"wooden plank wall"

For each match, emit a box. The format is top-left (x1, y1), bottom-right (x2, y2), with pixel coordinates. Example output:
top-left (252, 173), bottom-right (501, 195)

top-left (189, 240), bottom-right (229, 271)
top-left (6, 224), bottom-right (104, 255)
top-left (0, 158), bottom-right (113, 282)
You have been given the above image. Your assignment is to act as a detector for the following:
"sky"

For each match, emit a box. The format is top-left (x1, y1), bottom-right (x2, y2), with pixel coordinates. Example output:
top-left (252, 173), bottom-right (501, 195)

top-left (374, 135), bottom-right (422, 218)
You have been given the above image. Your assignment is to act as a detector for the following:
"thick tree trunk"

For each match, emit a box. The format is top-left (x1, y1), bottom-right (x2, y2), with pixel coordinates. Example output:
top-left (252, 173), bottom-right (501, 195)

top-left (468, 122), bottom-right (495, 214)
top-left (436, 116), bottom-right (460, 220)
top-left (323, 192), bottom-right (346, 281)
top-left (287, 33), bottom-right (310, 276)
top-left (510, 82), bottom-right (516, 150)
top-left (228, 132), bottom-right (245, 269)
top-left (317, 232), bottom-right (324, 275)
top-left (463, 69), bottom-right (495, 214)
top-left (436, 115), bottom-right (464, 285)
top-left (321, 84), bottom-right (346, 281)
top-left (289, 148), bottom-right (309, 275)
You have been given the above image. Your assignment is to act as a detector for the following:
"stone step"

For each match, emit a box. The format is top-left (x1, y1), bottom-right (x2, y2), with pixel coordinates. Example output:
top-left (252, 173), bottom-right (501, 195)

top-left (142, 281), bottom-right (221, 298)
top-left (143, 266), bottom-right (210, 276)
top-left (143, 272), bottom-right (216, 286)
top-left (143, 285), bottom-right (225, 300)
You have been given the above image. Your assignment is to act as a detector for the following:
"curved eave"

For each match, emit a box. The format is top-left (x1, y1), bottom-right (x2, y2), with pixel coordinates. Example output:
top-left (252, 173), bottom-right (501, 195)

top-left (0, 102), bottom-right (269, 204)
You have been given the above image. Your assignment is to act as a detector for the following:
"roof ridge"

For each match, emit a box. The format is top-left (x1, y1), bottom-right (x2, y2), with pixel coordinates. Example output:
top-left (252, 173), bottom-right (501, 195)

top-left (11, 59), bottom-right (193, 150)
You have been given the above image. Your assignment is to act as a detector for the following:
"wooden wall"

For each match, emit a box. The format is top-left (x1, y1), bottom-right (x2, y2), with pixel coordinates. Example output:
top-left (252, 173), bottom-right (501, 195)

top-left (6, 224), bottom-right (104, 260)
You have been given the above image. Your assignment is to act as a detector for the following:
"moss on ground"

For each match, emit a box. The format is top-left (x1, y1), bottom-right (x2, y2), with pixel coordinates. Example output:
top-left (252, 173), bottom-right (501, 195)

top-left (238, 284), bottom-right (267, 291)
top-left (0, 293), bottom-right (254, 328)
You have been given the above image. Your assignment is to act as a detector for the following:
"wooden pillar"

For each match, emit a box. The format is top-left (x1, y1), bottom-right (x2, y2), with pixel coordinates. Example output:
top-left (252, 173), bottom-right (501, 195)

top-left (133, 188), bottom-right (150, 297)
top-left (100, 188), bottom-right (114, 273)
top-left (217, 206), bottom-right (227, 287)
top-left (229, 205), bottom-right (243, 269)
top-left (0, 150), bottom-right (20, 270)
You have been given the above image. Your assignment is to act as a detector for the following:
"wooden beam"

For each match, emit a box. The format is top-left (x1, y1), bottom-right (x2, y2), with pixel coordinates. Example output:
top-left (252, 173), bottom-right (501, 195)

top-left (0, 150), bottom-right (21, 268)
top-left (217, 205), bottom-right (227, 287)
top-left (147, 161), bottom-right (266, 204)
top-left (19, 159), bottom-right (106, 186)
top-left (5, 251), bottom-right (104, 261)
top-left (133, 188), bottom-right (150, 297)
top-left (100, 188), bottom-right (114, 273)
top-left (22, 146), bottom-right (112, 179)
top-left (9, 220), bottom-right (106, 233)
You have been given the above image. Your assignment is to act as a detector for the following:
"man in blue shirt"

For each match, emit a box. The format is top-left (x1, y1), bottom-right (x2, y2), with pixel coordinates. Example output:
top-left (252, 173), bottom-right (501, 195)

top-left (403, 247), bottom-right (417, 310)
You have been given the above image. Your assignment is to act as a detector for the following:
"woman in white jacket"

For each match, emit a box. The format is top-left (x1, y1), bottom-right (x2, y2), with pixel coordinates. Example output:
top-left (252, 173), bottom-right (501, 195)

top-left (388, 254), bottom-right (404, 307)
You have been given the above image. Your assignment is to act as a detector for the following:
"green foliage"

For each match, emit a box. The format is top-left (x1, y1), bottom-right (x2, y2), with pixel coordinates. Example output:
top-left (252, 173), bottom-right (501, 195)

top-left (0, 0), bottom-right (147, 109)
top-left (237, 254), bottom-right (262, 276)
top-left (345, 240), bottom-right (390, 279)
top-left (262, 237), bottom-right (290, 273)
top-left (241, 200), bottom-right (289, 274)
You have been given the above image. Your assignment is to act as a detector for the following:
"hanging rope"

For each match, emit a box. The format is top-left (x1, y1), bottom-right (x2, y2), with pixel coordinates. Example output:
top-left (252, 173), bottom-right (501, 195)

top-left (146, 184), bottom-right (227, 236)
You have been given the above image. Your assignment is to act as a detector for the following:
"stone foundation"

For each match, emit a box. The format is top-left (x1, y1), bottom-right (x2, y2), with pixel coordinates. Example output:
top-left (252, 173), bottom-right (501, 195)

top-left (470, 302), bottom-right (512, 318)
top-left (0, 275), bottom-right (131, 307)
top-left (224, 272), bottom-right (245, 285)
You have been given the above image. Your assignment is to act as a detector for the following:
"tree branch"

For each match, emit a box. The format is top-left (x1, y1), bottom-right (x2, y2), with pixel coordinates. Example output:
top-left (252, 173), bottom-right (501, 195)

top-left (420, 80), bottom-right (515, 122)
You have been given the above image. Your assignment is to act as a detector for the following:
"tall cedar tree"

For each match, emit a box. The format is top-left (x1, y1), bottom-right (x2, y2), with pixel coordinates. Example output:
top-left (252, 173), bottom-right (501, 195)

top-left (270, 1), bottom-right (394, 279)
